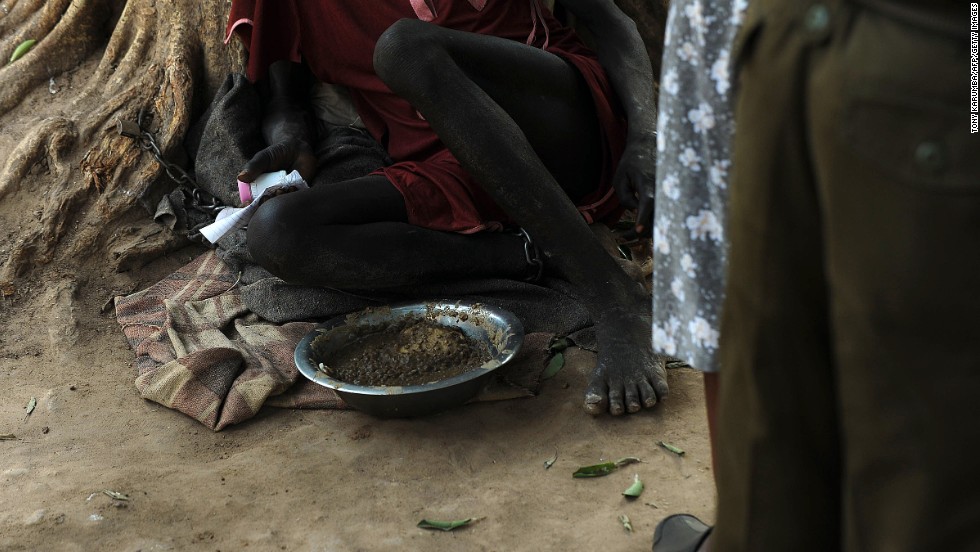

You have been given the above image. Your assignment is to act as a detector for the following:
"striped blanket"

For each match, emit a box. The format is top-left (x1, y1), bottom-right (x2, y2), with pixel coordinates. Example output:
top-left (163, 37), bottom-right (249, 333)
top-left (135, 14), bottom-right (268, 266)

top-left (115, 251), bottom-right (550, 430)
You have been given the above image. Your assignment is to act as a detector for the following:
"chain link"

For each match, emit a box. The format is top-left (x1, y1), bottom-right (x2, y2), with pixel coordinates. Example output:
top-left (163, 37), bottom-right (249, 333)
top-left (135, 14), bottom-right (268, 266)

top-left (130, 108), bottom-right (225, 215)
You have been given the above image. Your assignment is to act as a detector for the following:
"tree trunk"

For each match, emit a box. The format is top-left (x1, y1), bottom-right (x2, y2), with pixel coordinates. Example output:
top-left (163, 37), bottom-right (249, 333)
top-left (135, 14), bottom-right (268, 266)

top-left (0, 0), bottom-right (242, 296)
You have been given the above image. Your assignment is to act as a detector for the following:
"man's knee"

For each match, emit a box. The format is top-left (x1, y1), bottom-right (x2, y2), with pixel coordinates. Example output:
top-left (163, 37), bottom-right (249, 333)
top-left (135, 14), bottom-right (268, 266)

top-left (374, 18), bottom-right (442, 90)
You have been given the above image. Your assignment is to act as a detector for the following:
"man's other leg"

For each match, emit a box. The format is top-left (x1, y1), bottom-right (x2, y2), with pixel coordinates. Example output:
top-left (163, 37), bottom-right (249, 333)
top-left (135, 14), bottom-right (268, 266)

top-left (246, 175), bottom-right (530, 289)
top-left (373, 19), bottom-right (666, 416)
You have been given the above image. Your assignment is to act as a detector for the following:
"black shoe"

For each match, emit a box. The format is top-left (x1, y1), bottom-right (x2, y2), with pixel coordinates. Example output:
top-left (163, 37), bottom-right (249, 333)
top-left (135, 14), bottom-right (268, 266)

top-left (652, 514), bottom-right (712, 552)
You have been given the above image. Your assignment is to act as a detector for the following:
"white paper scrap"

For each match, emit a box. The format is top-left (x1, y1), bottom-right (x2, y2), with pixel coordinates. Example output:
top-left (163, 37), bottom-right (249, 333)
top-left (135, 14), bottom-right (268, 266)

top-left (199, 170), bottom-right (307, 243)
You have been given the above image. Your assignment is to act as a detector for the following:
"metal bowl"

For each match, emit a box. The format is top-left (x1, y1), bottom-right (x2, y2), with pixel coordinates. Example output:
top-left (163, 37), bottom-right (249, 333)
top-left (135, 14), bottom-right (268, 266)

top-left (294, 300), bottom-right (524, 418)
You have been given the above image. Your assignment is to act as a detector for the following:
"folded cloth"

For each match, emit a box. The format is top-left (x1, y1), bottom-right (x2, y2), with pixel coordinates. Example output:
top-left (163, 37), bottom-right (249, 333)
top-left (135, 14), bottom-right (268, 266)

top-left (115, 250), bottom-right (555, 430)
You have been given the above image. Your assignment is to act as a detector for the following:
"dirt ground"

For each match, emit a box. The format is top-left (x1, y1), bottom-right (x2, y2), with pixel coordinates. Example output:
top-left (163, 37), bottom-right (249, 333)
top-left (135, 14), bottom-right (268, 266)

top-left (0, 245), bottom-right (714, 551)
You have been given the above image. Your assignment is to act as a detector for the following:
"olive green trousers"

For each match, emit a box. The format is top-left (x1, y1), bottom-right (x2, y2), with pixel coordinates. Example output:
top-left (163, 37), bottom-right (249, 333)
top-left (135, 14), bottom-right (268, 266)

top-left (714, 1), bottom-right (980, 550)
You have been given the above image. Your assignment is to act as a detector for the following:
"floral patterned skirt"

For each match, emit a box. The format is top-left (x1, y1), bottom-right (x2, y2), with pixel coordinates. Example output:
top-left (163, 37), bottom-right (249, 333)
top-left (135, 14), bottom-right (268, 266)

top-left (652, 0), bottom-right (746, 373)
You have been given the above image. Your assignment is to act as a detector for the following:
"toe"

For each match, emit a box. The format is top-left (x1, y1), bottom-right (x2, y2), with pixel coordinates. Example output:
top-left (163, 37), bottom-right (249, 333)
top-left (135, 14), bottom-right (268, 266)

top-left (624, 384), bottom-right (642, 413)
top-left (608, 385), bottom-right (626, 416)
top-left (639, 379), bottom-right (658, 408)
top-left (584, 379), bottom-right (609, 416)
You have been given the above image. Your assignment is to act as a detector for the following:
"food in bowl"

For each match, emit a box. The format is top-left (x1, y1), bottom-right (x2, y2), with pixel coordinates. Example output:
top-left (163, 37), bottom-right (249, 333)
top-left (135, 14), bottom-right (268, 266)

top-left (294, 301), bottom-right (524, 418)
top-left (314, 318), bottom-right (493, 386)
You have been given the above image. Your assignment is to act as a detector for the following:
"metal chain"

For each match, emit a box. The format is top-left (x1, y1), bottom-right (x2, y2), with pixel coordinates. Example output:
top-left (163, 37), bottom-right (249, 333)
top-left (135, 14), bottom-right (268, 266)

top-left (123, 108), bottom-right (225, 215)
top-left (515, 227), bottom-right (544, 282)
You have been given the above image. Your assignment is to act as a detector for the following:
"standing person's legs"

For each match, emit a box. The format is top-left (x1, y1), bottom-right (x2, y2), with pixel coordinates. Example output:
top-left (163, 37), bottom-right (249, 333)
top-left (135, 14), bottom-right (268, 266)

top-left (716, 1), bottom-right (980, 550)
top-left (702, 372), bottom-right (719, 476)
top-left (713, 2), bottom-right (843, 549)
top-left (809, 4), bottom-right (980, 550)
top-left (372, 19), bottom-right (667, 416)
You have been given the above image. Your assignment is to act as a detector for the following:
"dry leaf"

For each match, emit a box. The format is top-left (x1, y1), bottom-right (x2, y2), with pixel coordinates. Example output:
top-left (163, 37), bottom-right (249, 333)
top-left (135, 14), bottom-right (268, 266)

top-left (103, 490), bottom-right (130, 501)
top-left (543, 448), bottom-right (558, 470)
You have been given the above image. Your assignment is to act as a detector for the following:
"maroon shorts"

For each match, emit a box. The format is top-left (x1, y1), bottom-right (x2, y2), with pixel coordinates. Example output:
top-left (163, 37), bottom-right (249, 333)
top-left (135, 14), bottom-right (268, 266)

top-left (377, 50), bottom-right (626, 234)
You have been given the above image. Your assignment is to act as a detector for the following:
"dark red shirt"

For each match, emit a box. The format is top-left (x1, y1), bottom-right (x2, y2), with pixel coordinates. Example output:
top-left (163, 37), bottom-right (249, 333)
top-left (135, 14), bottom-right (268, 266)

top-left (227, 0), bottom-right (625, 232)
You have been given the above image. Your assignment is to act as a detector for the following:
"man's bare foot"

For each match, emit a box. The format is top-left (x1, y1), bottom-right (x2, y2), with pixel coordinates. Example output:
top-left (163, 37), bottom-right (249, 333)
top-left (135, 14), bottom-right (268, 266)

top-left (584, 306), bottom-right (668, 415)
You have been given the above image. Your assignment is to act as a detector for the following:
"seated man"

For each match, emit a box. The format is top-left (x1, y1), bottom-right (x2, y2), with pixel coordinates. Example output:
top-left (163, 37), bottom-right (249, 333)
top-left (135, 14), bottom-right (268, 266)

top-left (226, 0), bottom-right (664, 416)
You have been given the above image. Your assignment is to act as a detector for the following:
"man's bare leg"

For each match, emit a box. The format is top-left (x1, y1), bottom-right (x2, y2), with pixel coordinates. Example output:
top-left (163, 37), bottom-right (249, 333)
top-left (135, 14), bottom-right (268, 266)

top-left (247, 175), bottom-right (532, 288)
top-left (704, 372), bottom-right (720, 476)
top-left (372, 19), bottom-right (666, 415)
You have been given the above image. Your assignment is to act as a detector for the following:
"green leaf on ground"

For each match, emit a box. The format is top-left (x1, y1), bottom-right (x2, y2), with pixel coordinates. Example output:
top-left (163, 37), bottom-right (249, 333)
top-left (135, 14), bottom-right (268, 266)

top-left (657, 441), bottom-right (685, 456)
top-left (548, 336), bottom-right (572, 352)
top-left (572, 457), bottom-right (641, 478)
top-left (541, 352), bottom-right (564, 380)
top-left (623, 474), bottom-right (644, 498)
top-left (573, 461), bottom-right (617, 478)
top-left (9, 39), bottom-right (36, 64)
top-left (619, 514), bottom-right (633, 533)
top-left (417, 518), bottom-right (479, 531)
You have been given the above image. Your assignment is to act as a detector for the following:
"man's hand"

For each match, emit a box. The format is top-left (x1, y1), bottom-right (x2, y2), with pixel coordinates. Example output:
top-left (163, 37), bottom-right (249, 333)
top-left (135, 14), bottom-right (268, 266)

top-left (238, 139), bottom-right (317, 184)
top-left (611, 134), bottom-right (656, 237)
top-left (559, 0), bottom-right (658, 238)
top-left (242, 60), bottom-right (318, 186)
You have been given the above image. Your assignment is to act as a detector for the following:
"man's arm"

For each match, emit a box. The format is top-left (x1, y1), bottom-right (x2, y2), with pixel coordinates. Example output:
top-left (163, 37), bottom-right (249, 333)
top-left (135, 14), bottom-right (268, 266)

top-left (238, 60), bottom-right (318, 184)
top-left (558, 0), bottom-right (657, 234)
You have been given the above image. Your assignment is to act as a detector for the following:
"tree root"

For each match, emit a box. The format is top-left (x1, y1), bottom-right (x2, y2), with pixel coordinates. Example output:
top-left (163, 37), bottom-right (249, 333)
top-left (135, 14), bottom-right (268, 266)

top-left (106, 211), bottom-right (188, 273)
top-left (0, 0), bottom-right (62, 42)
top-left (0, 0), bottom-right (110, 118)
top-left (0, 116), bottom-right (76, 201)
top-left (0, 0), bottom-right (240, 295)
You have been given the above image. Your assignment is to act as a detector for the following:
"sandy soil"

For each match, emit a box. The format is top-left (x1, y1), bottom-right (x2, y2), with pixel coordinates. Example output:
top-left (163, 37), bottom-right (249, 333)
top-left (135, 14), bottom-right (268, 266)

top-left (0, 245), bottom-right (714, 551)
